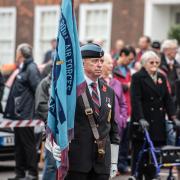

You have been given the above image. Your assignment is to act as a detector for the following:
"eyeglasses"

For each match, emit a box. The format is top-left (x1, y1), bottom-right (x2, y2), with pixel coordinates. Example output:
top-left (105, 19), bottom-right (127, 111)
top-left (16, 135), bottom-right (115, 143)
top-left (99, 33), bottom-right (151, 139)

top-left (149, 61), bottom-right (160, 65)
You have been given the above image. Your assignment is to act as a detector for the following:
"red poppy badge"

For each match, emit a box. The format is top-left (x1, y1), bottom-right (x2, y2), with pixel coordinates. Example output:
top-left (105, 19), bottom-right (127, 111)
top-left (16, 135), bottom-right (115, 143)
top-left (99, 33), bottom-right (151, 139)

top-left (157, 78), bottom-right (162, 84)
top-left (102, 85), bottom-right (107, 92)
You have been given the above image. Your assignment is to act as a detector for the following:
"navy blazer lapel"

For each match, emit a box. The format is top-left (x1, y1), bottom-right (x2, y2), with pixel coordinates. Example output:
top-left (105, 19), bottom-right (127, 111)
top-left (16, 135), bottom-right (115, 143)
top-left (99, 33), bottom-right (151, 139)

top-left (97, 80), bottom-right (109, 121)
top-left (83, 80), bottom-right (110, 122)
top-left (99, 80), bottom-right (106, 109)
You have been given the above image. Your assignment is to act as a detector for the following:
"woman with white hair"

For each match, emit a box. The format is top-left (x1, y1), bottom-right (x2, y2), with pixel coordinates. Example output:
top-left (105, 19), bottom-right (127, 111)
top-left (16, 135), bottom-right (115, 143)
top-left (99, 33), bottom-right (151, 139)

top-left (130, 51), bottom-right (179, 179)
top-left (101, 53), bottom-right (128, 177)
top-left (101, 53), bottom-right (128, 136)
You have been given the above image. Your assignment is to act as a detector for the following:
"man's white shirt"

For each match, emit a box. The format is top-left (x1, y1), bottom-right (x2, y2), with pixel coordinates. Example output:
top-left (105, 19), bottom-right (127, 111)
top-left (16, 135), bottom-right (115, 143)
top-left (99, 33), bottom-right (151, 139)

top-left (84, 75), bottom-right (101, 105)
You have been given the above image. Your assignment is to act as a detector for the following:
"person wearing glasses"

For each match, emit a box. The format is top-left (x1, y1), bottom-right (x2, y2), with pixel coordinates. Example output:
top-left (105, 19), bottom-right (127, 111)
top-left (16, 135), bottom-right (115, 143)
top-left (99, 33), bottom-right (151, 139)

top-left (159, 40), bottom-right (180, 146)
top-left (160, 39), bottom-right (180, 107)
top-left (130, 51), bottom-right (180, 180)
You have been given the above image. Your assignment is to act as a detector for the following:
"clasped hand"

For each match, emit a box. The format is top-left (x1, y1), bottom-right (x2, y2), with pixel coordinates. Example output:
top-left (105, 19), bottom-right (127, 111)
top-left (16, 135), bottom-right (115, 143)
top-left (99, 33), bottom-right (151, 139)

top-left (139, 118), bottom-right (149, 130)
top-left (45, 138), bottom-right (61, 161)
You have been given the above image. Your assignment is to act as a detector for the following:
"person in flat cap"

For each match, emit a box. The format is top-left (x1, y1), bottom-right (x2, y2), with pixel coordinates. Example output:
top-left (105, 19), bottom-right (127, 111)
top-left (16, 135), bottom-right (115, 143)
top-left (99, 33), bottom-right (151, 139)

top-left (151, 41), bottom-right (161, 57)
top-left (65, 43), bottom-right (120, 180)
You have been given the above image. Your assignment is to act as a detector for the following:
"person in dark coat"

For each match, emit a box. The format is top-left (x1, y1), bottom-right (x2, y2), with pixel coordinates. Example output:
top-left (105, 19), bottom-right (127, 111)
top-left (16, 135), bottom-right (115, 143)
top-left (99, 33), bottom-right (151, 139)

top-left (0, 71), bottom-right (4, 114)
top-left (159, 39), bottom-right (180, 145)
top-left (43, 39), bottom-right (56, 64)
top-left (130, 51), bottom-right (179, 180)
top-left (160, 39), bottom-right (180, 107)
top-left (5, 43), bottom-right (41, 180)
top-left (63, 43), bottom-right (120, 180)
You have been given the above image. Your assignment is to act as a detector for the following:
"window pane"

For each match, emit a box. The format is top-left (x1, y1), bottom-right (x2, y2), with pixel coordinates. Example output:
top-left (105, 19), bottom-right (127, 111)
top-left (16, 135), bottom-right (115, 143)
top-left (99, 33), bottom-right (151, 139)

top-left (176, 12), bottom-right (180, 24)
top-left (0, 41), bottom-right (13, 64)
top-left (0, 10), bottom-right (15, 65)
top-left (39, 10), bottom-right (58, 61)
top-left (85, 9), bottom-right (108, 44)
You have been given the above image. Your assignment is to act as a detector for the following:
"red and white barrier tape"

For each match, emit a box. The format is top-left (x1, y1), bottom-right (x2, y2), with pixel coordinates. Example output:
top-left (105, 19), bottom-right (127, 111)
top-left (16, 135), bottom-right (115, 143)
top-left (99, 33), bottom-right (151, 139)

top-left (0, 119), bottom-right (44, 128)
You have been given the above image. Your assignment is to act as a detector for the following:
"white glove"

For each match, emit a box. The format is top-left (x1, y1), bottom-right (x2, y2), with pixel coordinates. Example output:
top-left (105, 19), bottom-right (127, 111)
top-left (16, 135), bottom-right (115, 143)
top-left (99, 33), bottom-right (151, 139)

top-left (110, 144), bottom-right (119, 178)
top-left (52, 141), bottom-right (61, 161)
top-left (110, 163), bottom-right (118, 178)
top-left (44, 137), bottom-right (52, 152)
top-left (45, 138), bottom-right (61, 161)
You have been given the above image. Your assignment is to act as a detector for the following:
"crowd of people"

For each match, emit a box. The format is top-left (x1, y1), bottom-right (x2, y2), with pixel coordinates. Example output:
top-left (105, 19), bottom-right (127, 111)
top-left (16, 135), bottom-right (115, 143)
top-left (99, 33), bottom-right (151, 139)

top-left (0, 36), bottom-right (180, 180)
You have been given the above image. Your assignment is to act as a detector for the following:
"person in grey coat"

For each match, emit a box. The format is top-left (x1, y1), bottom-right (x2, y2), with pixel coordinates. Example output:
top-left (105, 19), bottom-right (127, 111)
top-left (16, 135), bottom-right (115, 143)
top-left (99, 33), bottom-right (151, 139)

top-left (35, 72), bottom-right (57, 180)
top-left (35, 73), bottom-right (51, 124)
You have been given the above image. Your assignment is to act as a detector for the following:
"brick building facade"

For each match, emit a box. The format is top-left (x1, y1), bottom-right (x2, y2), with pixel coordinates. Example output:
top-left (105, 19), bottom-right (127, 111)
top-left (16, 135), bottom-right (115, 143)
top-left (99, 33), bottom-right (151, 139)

top-left (79, 0), bottom-right (144, 48)
top-left (0, 0), bottom-right (59, 48)
top-left (0, 0), bottom-right (145, 64)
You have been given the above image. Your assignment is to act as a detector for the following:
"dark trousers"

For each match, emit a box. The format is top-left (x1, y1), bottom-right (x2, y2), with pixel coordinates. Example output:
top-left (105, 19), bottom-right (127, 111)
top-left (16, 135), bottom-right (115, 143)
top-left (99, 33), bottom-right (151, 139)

top-left (14, 127), bottom-right (38, 177)
top-left (131, 141), bottom-right (165, 180)
top-left (65, 169), bottom-right (109, 180)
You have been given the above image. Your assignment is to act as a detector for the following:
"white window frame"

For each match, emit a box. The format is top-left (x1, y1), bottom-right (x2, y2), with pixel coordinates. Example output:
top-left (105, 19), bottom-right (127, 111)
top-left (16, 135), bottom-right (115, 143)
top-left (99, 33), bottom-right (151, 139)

top-left (144, 0), bottom-right (180, 40)
top-left (171, 7), bottom-right (180, 25)
top-left (79, 2), bottom-right (112, 52)
top-left (0, 7), bottom-right (16, 65)
top-left (34, 5), bottom-right (59, 64)
top-left (151, 0), bottom-right (180, 5)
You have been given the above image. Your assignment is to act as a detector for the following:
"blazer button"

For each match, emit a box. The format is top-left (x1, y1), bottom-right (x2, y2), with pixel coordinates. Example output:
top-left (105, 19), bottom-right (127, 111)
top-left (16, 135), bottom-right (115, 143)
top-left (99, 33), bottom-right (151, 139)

top-left (159, 107), bottom-right (163, 111)
top-left (94, 140), bottom-right (97, 144)
top-left (151, 107), bottom-right (154, 111)
top-left (151, 119), bottom-right (154, 122)
top-left (150, 97), bottom-right (154, 100)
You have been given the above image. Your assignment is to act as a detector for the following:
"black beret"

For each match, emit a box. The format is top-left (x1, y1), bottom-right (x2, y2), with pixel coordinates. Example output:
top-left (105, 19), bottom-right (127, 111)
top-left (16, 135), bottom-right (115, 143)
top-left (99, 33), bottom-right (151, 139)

top-left (151, 41), bottom-right (161, 49)
top-left (81, 43), bottom-right (104, 59)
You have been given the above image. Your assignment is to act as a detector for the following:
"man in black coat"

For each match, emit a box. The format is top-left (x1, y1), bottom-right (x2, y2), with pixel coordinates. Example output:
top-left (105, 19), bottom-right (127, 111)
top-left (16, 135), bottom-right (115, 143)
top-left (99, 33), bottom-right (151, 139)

top-left (64, 43), bottom-right (120, 180)
top-left (4, 43), bottom-right (41, 180)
